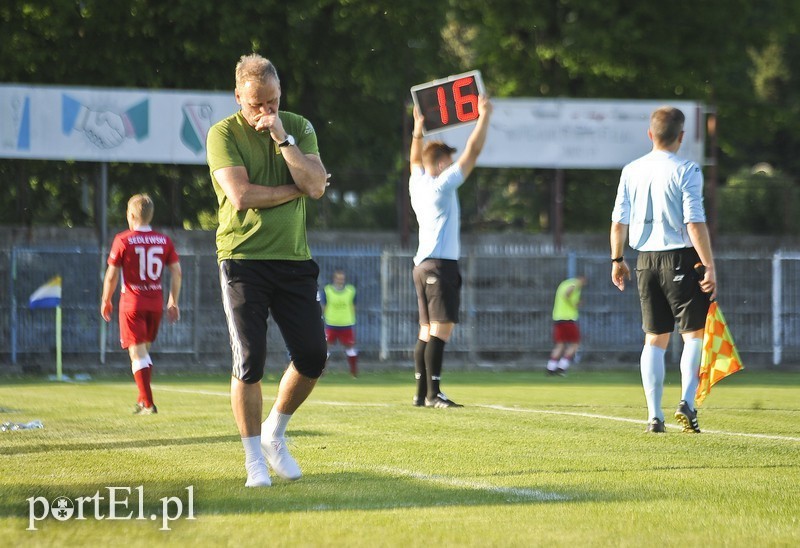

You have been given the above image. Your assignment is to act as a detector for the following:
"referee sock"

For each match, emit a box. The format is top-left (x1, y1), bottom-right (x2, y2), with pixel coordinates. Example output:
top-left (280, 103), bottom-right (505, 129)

top-left (425, 336), bottom-right (446, 397)
top-left (680, 338), bottom-right (703, 410)
top-left (640, 345), bottom-right (666, 421)
top-left (414, 339), bottom-right (427, 400)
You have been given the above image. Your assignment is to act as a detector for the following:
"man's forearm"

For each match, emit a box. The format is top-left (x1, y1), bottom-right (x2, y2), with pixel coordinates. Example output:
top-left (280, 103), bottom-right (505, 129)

top-left (237, 183), bottom-right (305, 210)
top-left (610, 222), bottom-right (628, 258)
top-left (687, 222), bottom-right (715, 269)
top-left (282, 150), bottom-right (327, 199)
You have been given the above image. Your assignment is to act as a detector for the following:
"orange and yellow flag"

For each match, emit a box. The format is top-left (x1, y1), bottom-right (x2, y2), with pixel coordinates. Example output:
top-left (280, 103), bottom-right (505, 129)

top-left (696, 302), bottom-right (744, 406)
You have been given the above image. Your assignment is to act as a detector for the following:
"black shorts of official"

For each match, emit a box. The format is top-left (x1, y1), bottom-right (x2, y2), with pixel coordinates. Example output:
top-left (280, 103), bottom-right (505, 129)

top-left (219, 259), bottom-right (327, 383)
top-left (635, 248), bottom-right (711, 335)
top-left (412, 258), bottom-right (462, 325)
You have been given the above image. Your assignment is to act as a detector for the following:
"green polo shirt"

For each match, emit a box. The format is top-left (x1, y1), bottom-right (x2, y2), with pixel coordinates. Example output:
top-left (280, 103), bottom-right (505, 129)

top-left (206, 110), bottom-right (319, 261)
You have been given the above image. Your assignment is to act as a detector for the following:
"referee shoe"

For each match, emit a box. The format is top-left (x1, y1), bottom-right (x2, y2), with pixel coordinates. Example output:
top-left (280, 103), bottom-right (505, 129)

top-left (645, 418), bottom-right (666, 433)
top-left (674, 400), bottom-right (701, 433)
top-left (425, 392), bottom-right (463, 408)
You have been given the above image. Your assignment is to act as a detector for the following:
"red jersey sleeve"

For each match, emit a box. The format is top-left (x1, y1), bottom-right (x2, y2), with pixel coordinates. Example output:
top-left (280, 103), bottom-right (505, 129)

top-left (164, 237), bottom-right (179, 265)
top-left (108, 233), bottom-right (127, 266)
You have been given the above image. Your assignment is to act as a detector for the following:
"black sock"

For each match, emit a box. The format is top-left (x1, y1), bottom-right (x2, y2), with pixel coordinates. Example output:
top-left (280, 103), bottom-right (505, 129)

top-left (414, 339), bottom-right (427, 400)
top-left (425, 336), bottom-right (446, 398)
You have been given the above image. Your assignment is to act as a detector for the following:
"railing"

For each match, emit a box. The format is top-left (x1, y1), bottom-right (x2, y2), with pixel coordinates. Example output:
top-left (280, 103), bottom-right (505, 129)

top-left (2, 245), bottom-right (799, 367)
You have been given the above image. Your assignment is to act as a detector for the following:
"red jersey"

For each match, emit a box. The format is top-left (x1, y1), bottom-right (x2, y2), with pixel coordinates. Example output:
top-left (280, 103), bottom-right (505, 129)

top-left (107, 227), bottom-right (179, 312)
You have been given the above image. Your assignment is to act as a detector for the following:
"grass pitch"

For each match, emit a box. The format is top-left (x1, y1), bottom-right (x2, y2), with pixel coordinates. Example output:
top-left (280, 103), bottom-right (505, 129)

top-left (1, 368), bottom-right (798, 546)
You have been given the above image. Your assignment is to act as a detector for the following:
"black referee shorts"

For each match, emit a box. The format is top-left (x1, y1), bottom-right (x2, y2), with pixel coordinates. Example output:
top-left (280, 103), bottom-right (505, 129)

top-left (635, 248), bottom-right (711, 335)
top-left (413, 258), bottom-right (462, 324)
top-left (219, 259), bottom-right (327, 383)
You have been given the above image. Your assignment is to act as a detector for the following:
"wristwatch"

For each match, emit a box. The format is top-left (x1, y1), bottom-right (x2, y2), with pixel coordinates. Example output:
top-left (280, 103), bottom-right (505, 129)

top-left (611, 256), bottom-right (624, 263)
top-left (278, 134), bottom-right (296, 148)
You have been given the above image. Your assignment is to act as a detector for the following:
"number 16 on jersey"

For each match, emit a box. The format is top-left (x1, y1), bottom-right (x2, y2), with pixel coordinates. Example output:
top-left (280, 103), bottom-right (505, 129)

top-left (410, 70), bottom-right (484, 136)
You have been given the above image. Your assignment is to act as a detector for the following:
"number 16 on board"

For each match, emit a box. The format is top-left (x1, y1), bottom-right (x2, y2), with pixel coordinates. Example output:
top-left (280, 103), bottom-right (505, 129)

top-left (410, 70), bottom-right (485, 136)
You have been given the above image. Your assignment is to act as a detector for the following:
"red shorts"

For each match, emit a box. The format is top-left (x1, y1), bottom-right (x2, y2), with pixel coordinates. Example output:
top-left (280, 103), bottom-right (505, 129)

top-left (553, 321), bottom-right (580, 344)
top-left (325, 326), bottom-right (355, 347)
top-left (119, 310), bottom-right (162, 349)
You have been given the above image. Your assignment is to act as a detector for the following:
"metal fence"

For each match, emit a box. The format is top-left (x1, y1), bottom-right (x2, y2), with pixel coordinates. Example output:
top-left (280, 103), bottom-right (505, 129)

top-left (2, 244), bottom-right (800, 369)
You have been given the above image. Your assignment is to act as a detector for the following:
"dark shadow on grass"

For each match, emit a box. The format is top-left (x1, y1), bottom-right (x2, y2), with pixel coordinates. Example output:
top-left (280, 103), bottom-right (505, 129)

top-left (1, 429), bottom-right (324, 457)
top-left (0, 434), bottom-right (240, 456)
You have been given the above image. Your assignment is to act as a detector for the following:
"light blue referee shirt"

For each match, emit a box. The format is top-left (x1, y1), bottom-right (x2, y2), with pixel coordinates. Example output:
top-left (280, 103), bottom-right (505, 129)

top-left (410, 162), bottom-right (465, 266)
top-left (611, 150), bottom-right (706, 251)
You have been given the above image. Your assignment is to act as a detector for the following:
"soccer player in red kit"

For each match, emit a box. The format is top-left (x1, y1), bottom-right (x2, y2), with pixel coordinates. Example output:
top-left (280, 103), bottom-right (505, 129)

top-left (101, 194), bottom-right (182, 414)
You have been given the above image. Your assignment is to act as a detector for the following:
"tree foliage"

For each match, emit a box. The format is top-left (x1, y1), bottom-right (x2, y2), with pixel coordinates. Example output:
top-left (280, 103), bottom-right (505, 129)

top-left (1, 1), bottom-right (799, 235)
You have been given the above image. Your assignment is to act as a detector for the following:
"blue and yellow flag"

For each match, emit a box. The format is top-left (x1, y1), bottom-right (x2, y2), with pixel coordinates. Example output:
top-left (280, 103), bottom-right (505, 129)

top-left (29, 276), bottom-right (62, 309)
top-left (696, 302), bottom-right (744, 406)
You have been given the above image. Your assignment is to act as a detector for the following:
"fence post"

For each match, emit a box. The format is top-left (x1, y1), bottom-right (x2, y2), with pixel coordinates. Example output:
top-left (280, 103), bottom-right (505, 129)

top-left (99, 246), bottom-right (107, 365)
top-left (567, 251), bottom-right (577, 279)
top-left (192, 253), bottom-right (201, 363)
top-left (772, 251), bottom-right (782, 366)
top-left (10, 247), bottom-right (17, 365)
top-left (379, 250), bottom-right (389, 361)
top-left (465, 251), bottom-right (477, 364)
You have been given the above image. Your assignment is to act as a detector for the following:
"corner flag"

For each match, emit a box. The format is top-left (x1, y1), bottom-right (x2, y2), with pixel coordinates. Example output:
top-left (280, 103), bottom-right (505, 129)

top-left (29, 276), bottom-right (62, 309)
top-left (695, 301), bottom-right (744, 406)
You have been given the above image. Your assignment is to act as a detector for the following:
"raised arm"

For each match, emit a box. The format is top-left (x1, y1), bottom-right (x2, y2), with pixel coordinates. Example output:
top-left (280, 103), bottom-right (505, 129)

top-left (410, 106), bottom-right (425, 169)
top-left (456, 95), bottom-right (493, 179)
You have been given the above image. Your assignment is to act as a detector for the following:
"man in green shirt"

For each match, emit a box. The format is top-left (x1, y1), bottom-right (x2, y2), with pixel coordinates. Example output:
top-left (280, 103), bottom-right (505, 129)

top-left (547, 276), bottom-right (587, 376)
top-left (206, 53), bottom-right (328, 488)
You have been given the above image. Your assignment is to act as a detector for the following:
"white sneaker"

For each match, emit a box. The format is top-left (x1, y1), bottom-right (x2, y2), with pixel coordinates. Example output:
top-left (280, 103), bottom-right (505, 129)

top-left (262, 438), bottom-right (302, 480)
top-left (244, 458), bottom-right (271, 487)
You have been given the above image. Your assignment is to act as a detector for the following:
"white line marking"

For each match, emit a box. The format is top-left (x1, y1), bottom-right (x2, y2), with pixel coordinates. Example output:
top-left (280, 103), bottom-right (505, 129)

top-left (338, 463), bottom-right (567, 501)
top-left (152, 387), bottom-right (799, 442)
top-left (477, 404), bottom-right (800, 442)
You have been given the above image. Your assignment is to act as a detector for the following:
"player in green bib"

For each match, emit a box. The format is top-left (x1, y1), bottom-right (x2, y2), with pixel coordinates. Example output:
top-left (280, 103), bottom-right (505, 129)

top-left (206, 53), bottom-right (329, 488)
top-left (547, 276), bottom-right (587, 376)
top-left (320, 270), bottom-right (359, 377)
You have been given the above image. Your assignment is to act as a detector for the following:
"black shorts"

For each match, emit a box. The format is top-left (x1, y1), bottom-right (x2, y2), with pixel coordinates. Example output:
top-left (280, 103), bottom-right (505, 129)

top-left (413, 259), bottom-right (462, 324)
top-left (219, 259), bottom-right (327, 383)
top-left (635, 248), bottom-right (711, 335)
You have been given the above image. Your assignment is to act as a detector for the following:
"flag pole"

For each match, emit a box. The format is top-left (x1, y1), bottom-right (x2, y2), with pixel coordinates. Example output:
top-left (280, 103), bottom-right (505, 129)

top-left (56, 305), bottom-right (63, 381)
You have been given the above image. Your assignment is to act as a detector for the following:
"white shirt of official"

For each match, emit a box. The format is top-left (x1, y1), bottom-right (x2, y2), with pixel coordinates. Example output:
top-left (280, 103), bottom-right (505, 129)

top-left (410, 162), bottom-right (465, 265)
top-left (611, 150), bottom-right (706, 252)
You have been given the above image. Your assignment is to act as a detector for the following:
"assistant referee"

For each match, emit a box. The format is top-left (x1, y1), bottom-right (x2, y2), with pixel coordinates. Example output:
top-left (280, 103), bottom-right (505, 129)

top-left (610, 106), bottom-right (717, 434)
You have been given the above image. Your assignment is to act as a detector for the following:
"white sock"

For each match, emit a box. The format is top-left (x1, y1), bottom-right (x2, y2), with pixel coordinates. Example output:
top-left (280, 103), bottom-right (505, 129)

top-left (131, 358), bottom-right (149, 374)
top-left (241, 435), bottom-right (263, 464)
top-left (557, 357), bottom-right (571, 371)
top-left (547, 359), bottom-right (558, 371)
top-left (263, 409), bottom-right (292, 440)
top-left (640, 345), bottom-right (666, 421)
top-left (680, 338), bottom-right (703, 409)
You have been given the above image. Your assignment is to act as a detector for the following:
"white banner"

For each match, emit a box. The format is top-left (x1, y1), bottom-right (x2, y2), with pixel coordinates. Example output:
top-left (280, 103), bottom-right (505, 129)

top-left (0, 84), bottom-right (239, 164)
top-left (437, 98), bottom-right (706, 169)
